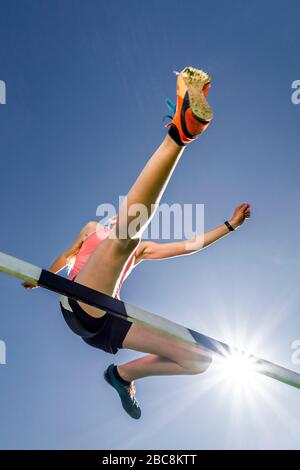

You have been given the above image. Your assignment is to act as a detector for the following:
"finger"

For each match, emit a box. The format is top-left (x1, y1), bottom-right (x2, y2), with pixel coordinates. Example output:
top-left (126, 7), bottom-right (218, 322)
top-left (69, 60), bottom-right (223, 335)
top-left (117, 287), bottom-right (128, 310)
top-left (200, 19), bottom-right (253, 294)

top-left (238, 204), bottom-right (248, 212)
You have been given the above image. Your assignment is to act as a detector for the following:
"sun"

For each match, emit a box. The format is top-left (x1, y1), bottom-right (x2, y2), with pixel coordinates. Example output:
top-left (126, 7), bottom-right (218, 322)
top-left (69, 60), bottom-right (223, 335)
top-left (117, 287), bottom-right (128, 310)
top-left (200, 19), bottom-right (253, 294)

top-left (221, 350), bottom-right (258, 386)
top-left (212, 347), bottom-right (267, 396)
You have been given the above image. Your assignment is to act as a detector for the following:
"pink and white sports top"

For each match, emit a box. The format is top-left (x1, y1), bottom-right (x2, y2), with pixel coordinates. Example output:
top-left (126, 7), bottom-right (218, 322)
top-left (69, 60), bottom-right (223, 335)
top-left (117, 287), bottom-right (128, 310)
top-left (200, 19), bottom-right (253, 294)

top-left (69, 226), bottom-right (136, 299)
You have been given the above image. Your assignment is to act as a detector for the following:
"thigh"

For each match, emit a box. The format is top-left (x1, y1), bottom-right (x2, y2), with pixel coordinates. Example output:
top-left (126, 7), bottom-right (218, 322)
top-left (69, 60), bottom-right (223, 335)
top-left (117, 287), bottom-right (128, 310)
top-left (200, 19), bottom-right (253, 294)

top-left (75, 237), bottom-right (138, 318)
top-left (122, 322), bottom-right (211, 365)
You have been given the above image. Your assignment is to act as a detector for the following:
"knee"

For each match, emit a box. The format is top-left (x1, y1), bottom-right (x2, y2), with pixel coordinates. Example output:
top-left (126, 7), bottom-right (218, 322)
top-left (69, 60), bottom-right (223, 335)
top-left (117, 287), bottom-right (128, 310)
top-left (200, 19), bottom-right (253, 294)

top-left (180, 351), bottom-right (213, 375)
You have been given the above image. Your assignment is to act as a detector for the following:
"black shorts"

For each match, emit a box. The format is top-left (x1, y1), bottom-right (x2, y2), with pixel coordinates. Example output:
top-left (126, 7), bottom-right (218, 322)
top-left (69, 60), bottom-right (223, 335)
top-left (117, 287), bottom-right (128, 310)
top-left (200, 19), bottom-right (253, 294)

top-left (59, 296), bottom-right (132, 355)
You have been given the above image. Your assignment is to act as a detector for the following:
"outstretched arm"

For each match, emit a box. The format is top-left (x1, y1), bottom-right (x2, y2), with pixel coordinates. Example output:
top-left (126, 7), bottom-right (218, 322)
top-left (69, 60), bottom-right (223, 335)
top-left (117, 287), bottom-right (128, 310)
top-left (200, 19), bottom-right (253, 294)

top-left (135, 203), bottom-right (251, 262)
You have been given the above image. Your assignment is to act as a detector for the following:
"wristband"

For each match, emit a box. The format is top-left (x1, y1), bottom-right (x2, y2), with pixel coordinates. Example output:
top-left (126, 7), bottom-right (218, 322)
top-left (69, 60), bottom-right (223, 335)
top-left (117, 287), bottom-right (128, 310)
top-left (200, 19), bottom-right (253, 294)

top-left (224, 220), bottom-right (235, 232)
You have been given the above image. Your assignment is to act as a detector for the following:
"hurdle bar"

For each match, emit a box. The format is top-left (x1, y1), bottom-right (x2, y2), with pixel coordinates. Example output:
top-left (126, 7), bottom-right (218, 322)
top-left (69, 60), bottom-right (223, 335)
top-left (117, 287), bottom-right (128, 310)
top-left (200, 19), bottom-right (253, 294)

top-left (0, 251), bottom-right (300, 390)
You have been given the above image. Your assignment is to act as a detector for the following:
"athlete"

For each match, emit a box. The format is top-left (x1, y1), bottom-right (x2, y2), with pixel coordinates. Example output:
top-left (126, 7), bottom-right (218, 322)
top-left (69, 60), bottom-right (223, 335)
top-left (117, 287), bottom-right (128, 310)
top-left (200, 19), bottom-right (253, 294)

top-left (24, 67), bottom-right (250, 419)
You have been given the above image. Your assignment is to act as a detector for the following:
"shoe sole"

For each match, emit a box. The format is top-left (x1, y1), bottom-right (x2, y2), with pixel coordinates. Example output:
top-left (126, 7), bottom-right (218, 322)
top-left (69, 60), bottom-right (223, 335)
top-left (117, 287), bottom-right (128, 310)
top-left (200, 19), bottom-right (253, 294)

top-left (181, 67), bottom-right (213, 123)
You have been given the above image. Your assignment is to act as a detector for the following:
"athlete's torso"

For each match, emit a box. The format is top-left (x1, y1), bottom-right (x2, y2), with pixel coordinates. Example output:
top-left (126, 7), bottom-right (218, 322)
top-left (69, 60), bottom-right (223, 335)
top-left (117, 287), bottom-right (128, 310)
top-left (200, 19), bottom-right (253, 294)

top-left (69, 225), bottom-right (137, 298)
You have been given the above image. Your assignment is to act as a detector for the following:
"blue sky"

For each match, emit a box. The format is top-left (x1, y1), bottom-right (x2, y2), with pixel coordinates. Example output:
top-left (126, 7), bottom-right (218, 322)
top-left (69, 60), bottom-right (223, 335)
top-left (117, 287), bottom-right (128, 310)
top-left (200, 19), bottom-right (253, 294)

top-left (0, 0), bottom-right (300, 449)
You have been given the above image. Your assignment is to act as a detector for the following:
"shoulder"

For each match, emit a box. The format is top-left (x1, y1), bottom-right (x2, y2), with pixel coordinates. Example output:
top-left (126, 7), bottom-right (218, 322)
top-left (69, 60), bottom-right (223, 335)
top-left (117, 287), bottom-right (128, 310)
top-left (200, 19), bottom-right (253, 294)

top-left (80, 220), bottom-right (102, 239)
top-left (83, 220), bottom-right (102, 232)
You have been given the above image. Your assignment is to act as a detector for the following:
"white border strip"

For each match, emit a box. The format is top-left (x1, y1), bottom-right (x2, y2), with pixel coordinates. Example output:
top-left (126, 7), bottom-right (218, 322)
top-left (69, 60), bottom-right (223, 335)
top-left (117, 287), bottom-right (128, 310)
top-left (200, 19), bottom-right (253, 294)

top-left (0, 252), bottom-right (41, 283)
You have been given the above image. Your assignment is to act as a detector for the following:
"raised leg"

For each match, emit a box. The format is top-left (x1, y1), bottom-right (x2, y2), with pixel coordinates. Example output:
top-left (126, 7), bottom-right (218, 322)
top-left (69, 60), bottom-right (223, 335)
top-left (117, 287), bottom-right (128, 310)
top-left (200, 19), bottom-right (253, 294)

top-left (76, 67), bottom-right (213, 328)
top-left (115, 134), bottom-right (184, 240)
top-left (75, 135), bottom-right (184, 317)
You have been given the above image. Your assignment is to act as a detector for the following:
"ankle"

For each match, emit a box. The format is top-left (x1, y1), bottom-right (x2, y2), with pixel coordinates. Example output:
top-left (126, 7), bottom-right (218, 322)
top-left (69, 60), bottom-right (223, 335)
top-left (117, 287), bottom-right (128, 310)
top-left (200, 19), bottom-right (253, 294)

top-left (167, 125), bottom-right (185, 147)
top-left (114, 366), bottom-right (132, 385)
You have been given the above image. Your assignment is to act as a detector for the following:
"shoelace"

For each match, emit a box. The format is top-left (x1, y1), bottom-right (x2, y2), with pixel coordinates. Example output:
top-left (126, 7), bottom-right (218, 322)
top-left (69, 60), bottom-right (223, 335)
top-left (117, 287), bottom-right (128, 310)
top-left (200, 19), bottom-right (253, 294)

top-left (162, 71), bottom-right (179, 127)
top-left (163, 98), bottom-right (177, 126)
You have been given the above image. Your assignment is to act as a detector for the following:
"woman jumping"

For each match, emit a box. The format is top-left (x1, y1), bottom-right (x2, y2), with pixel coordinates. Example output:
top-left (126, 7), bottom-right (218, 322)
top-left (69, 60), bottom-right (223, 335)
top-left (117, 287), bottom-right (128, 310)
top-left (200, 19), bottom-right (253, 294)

top-left (24, 67), bottom-right (250, 419)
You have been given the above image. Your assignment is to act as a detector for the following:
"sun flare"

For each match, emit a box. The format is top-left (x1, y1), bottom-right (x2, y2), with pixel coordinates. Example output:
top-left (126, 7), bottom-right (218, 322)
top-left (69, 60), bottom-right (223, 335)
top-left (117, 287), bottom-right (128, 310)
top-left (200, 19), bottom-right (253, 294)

top-left (215, 349), bottom-right (263, 391)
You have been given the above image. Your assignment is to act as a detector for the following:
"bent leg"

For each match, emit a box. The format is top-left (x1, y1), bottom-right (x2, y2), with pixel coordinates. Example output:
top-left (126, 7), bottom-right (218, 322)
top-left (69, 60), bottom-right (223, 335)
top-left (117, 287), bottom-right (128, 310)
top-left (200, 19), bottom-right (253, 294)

top-left (116, 355), bottom-right (196, 382)
top-left (119, 323), bottom-right (213, 380)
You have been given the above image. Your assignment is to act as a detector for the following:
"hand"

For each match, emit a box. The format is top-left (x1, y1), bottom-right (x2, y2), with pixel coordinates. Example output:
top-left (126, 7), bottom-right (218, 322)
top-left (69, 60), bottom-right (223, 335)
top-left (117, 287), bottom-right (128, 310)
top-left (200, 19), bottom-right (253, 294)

top-left (229, 203), bottom-right (251, 229)
top-left (22, 281), bottom-right (39, 290)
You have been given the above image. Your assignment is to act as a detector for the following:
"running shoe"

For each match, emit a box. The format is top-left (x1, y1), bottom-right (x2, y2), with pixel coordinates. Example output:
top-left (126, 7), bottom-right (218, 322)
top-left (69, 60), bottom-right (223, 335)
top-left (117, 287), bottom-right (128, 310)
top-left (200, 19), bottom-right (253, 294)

top-left (104, 364), bottom-right (141, 420)
top-left (167, 66), bottom-right (213, 146)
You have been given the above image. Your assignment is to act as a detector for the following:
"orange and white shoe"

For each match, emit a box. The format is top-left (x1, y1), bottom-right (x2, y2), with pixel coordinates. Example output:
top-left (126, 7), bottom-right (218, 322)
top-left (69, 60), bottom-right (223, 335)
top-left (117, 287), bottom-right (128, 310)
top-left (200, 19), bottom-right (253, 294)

top-left (167, 67), bottom-right (213, 146)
